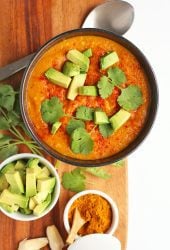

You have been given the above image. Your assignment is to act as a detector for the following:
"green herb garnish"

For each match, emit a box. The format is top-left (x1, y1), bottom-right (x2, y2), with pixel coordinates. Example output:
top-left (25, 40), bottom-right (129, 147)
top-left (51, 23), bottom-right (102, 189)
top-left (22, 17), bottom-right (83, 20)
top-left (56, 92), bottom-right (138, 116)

top-left (66, 119), bottom-right (85, 135)
top-left (81, 167), bottom-right (111, 179)
top-left (41, 96), bottom-right (64, 124)
top-left (0, 84), bottom-right (42, 161)
top-left (97, 76), bottom-right (114, 99)
top-left (112, 159), bottom-right (126, 167)
top-left (71, 127), bottom-right (94, 154)
top-left (76, 106), bottom-right (94, 121)
top-left (118, 85), bottom-right (143, 111)
top-left (62, 168), bottom-right (86, 192)
top-left (108, 67), bottom-right (126, 86)
top-left (99, 124), bottom-right (114, 138)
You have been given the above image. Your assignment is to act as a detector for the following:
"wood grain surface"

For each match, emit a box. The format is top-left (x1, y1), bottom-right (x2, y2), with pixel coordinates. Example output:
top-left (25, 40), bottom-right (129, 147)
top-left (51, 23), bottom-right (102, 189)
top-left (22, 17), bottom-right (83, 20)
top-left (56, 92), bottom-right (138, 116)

top-left (0, 1), bottom-right (128, 249)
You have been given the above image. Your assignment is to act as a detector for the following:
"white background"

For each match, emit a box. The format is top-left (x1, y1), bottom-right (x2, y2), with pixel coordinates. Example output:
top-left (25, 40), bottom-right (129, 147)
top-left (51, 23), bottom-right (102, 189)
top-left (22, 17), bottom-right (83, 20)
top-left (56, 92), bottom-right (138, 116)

top-left (126, 0), bottom-right (170, 249)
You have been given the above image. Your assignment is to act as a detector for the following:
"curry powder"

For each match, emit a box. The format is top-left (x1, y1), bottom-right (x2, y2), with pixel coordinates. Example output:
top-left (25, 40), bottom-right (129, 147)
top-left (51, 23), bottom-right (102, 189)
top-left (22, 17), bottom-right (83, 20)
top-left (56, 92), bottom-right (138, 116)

top-left (68, 194), bottom-right (112, 236)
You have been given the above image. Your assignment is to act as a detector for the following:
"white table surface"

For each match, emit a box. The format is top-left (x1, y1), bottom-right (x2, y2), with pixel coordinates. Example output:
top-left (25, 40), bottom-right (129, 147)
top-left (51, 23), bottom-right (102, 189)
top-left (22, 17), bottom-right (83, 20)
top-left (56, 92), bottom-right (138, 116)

top-left (124, 0), bottom-right (170, 249)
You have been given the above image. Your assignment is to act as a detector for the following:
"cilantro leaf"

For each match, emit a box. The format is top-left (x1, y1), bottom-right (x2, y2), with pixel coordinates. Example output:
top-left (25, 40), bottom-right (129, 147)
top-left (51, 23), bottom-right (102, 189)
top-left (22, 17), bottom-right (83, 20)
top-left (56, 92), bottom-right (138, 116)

top-left (71, 127), bottom-right (94, 154)
top-left (62, 168), bottom-right (86, 192)
top-left (0, 145), bottom-right (18, 161)
top-left (99, 123), bottom-right (114, 138)
top-left (0, 134), bottom-right (12, 146)
top-left (118, 85), bottom-right (143, 111)
top-left (81, 167), bottom-right (111, 179)
top-left (76, 106), bottom-right (94, 121)
top-left (66, 119), bottom-right (85, 135)
top-left (0, 84), bottom-right (16, 111)
top-left (41, 97), bottom-right (64, 124)
top-left (112, 159), bottom-right (125, 168)
top-left (0, 116), bottom-right (10, 129)
top-left (108, 67), bottom-right (126, 86)
top-left (7, 111), bottom-right (20, 126)
top-left (97, 76), bottom-right (114, 99)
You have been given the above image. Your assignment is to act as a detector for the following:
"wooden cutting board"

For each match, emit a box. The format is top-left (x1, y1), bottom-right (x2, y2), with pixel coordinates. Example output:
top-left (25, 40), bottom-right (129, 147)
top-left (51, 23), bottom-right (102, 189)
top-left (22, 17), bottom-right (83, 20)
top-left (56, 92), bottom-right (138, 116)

top-left (0, 1), bottom-right (128, 249)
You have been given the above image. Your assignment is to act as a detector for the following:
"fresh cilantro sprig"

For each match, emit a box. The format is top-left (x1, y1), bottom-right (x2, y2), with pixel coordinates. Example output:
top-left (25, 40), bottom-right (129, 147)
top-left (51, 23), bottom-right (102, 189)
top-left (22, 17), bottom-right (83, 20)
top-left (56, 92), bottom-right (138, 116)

top-left (97, 76), bottom-right (114, 99)
top-left (0, 84), bottom-right (42, 161)
top-left (107, 67), bottom-right (126, 86)
top-left (62, 166), bottom-right (112, 192)
top-left (41, 96), bottom-right (64, 124)
top-left (76, 106), bottom-right (94, 121)
top-left (71, 127), bottom-right (94, 154)
top-left (66, 119), bottom-right (85, 135)
top-left (99, 123), bottom-right (114, 138)
top-left (118, 85), bottom-right (143, 111)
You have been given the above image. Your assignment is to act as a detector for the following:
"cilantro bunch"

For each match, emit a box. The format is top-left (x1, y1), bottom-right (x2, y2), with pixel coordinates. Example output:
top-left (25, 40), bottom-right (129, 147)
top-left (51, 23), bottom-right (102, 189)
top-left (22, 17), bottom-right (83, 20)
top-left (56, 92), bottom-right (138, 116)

top-left (0, 84), bottom-right (42, 161)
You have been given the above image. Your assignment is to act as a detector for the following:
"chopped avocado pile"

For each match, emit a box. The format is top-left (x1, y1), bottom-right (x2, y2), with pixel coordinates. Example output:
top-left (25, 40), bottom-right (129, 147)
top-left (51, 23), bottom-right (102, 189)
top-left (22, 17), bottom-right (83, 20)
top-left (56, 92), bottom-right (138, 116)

top-left (0, 158), bottom-right (56, 216)
top-left (41, 47), bottom-right (144, 155)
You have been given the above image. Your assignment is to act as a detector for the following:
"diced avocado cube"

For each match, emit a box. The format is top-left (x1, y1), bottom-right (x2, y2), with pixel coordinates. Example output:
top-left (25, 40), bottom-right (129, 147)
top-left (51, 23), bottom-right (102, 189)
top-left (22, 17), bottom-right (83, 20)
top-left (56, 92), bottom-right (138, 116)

top-left (37, 167), bottom-right (50, 179)
top-left (0, 203), bottom-right (19, 213)
top-left (83, 48), bottom-right (92, 57)
top-left (0, 189), bottom-right (29, 208)
top-left (63, 61), bottom-right (80, 77)
top-left (15, 160), bottom-right (26, 170)
top-left (1, 163), bottom-right (15, 174)
top-left (5, 171), bottom-right (24, 194)
top-left (26, 168), bottom-right (37, 197)
top-left (20, 207), bottom-right (32, 215)
top-left (51, 121), bottom-right (62, 135)
top-left (33, 191), bottom-right (49, 205)
top-left (37, 177), bottom-right (56, 194)
top-left (27, 158), bottom-right (42, 177)
top-left (66, 49), bottom-right (90, 72)
top-left (110, 109), bottom-right (131, 131)
top-left (67, 74), bottom-right (87, 100)
top-left (18, 169), bottom-right (26, 184)
top-left (94, 111), bottom-right (109, 125)
top-left (0, 173), bottom-right (9, 192)
top-left (100, 51), bottom-right (119, 70)
top-left (78, 86), bottom-right (98, 96)
top-left (45, 68), bottom-right (71, 88)
top-left (29, 197), bottom-right (37, 210)
top-left (33, 194), bottom-right (51, 216)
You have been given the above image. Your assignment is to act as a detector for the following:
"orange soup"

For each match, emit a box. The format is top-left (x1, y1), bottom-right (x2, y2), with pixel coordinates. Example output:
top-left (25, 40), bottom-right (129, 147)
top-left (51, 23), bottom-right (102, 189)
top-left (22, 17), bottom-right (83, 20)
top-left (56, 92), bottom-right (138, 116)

top-left (26, 35), bottom-right (150, 160)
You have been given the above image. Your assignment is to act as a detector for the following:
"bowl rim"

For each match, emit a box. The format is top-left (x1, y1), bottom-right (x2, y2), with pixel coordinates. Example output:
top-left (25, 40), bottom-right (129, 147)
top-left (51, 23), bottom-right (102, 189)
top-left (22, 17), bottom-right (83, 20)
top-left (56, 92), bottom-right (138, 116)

top-left (63, 189), bottom-right (119, 236)
top-left (20, 28), bottom-right (159, 167)
top-left (0, 153), bottom-right (60, 221)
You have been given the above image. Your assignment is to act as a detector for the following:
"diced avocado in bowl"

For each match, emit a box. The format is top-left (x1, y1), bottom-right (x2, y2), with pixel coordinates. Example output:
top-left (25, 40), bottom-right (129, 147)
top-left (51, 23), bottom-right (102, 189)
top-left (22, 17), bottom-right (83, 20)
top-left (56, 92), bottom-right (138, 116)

top-left (0, 153), bottom-right (60, 221)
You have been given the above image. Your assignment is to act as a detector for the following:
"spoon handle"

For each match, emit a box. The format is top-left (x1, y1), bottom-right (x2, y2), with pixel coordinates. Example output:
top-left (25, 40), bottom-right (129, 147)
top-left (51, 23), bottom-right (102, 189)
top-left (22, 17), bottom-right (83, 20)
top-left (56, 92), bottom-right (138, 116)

top-left (0, 53), bottom-right (35, 81)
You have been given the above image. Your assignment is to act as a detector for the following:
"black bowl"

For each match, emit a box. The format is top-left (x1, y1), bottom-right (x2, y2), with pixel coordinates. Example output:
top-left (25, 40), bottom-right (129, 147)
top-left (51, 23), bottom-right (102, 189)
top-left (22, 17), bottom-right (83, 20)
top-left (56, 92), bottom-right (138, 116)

top-left (20, 28), bottom-right (158, 167)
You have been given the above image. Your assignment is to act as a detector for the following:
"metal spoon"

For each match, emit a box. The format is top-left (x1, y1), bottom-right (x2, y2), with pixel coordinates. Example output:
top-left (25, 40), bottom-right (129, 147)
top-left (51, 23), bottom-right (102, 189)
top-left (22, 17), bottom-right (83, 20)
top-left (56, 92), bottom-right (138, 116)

top-left (0, 0), bottom-right (134, 81)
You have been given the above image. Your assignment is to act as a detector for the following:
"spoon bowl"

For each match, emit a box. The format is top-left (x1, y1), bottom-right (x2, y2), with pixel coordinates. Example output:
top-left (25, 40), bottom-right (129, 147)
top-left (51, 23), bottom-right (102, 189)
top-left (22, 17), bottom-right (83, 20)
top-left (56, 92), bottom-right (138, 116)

top-left (82, 0), bottom-right (134, 35)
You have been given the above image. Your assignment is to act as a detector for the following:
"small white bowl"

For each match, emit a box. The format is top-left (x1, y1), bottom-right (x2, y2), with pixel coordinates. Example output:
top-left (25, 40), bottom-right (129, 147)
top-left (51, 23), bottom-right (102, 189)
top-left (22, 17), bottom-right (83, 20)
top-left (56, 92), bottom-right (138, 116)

top-left (63, 190), bottom-right (119, 236)
top-left (0, 153), bottom-right (60, 221)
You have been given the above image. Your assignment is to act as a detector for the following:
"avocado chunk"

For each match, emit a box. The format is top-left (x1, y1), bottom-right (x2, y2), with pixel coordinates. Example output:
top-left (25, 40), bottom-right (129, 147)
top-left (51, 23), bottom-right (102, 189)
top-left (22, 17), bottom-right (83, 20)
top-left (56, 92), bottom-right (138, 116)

top-left (33, 191), bottom-right (49, 205)
top-left (5, 171), bottom-right (24, 194)
top-left (0, 173), bottom-right (9, 191)
top-left (0, 203), bottom-right (19, 213)
top-left (37, 177), bottom-right (56, 194)
top-left (67, 74), bottom-right (87, 100)
top-left (100, 51), bottom-right (119, 70)
top-left (78, 86), bottom-right (98, 96)
top-left (26, 168), bottom-right (37, 197)
top-left (45, 68), bottom-right (71, 88)
top-left (0, 189), bottom-right (29, 208)
top-left (20, 207), bottom-right (32, 215)
top-left (1, 163), bottom-right (15, 174)
top-left (94, 111), bottom-right (109, 125)
top-left (33, 194), bottom-right (51, 216)
top-left (29, 197), bottom-right (37, 210)
top-left (83, 48), bottom-right (92, 57)
top-left (27, 158), bottom-right (42, 177)
top-left (110, 108), bottom-right (131, 131)
top-left (15, 160), bottom-right (26, 170)
top-left (66, 49), bottom-right (90, 72)
top-left (63, 61), bottom-right (80, 77)
top-left (37, 167), bottom-right (50, 179)
top-left (51, 121), bottom-right (62, 135)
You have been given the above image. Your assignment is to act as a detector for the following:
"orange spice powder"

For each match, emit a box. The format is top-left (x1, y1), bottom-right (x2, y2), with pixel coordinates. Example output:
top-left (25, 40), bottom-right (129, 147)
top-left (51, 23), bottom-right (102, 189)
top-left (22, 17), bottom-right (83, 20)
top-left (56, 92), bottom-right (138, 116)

top-left (68, 194), bottom-right (112, 236)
